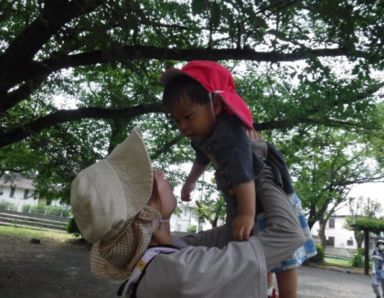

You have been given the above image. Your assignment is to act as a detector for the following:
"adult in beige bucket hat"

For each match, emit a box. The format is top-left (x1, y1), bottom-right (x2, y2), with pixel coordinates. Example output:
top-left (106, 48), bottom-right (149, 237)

top-left (70, 127), bottom-right (304, 298)
top-left (71, 127), bottom-right (161, 279)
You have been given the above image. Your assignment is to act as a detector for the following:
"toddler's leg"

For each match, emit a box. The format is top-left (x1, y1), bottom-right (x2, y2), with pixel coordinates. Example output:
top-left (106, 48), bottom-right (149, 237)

top-left (276, 268), bottom-right (297, 298)
top-left (254, 165), bottom-right (304, 271)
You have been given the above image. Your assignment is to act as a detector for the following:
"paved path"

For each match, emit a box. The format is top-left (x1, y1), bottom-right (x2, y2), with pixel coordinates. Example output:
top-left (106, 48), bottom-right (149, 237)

top-left (298, 265), bottom-right (372, 298)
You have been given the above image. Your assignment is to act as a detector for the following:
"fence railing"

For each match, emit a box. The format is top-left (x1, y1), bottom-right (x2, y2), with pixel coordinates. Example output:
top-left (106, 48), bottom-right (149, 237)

top-left (0, 210), bottom-right (69, 231)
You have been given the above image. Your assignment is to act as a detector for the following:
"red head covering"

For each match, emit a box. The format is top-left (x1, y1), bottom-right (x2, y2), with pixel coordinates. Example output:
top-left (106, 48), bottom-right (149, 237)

top-left (160, 60), bottom-right (253, 129)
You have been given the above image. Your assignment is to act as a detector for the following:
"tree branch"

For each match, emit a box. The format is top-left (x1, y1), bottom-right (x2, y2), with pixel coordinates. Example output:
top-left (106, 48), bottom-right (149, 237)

top-left (0, 103), bottom-right (165, 147)
top-left (0, 0), bottom-right (104, 90)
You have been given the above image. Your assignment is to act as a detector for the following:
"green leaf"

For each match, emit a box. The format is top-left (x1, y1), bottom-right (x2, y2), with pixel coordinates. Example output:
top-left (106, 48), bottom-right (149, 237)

top-left (192, 0), bottom-right (206, 15)
top-left (211, 2), bottom-right (221, 28)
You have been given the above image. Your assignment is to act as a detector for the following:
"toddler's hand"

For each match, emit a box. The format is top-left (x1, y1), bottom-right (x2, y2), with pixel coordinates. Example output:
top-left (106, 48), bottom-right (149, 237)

top-left (181, 181), bottom-right (195, 202)
top-left (232, 214), bottom-right (254, 241)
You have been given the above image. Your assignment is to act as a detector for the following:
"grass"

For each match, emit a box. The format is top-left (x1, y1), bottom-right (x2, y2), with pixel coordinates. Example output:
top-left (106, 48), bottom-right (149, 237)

top-left (323, 256), bottom-right (373, 273)
top-left (0, 225), bottom-right (74, 242)
top-left (324, 256), bottom-right (352, 267)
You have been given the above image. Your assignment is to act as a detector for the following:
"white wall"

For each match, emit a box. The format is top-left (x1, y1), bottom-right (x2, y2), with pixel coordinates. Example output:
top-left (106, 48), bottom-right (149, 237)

top-left (311, 216), bottom-right (358, 249)
top-left (0, 184), bottom-right (37, 212)
top-left (170, 203), bottom-right (213, 233)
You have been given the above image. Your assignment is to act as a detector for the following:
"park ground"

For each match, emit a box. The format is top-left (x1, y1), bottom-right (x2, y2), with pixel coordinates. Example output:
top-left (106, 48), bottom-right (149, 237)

top-left (0, 226), bottom-right (374, 298)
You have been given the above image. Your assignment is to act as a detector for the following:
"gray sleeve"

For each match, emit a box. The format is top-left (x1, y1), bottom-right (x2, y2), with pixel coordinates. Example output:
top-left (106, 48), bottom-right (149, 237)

top-left (181, 166), bottom-right (304, 272)
top-left (180, 224), bottom-right (231, 248)
top-left (136, 237), bottom-right (267, 298)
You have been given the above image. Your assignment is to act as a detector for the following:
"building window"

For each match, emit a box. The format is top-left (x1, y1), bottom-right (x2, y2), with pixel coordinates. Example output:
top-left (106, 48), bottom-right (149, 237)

top-left (326, 236), bottom-right (335, 247)
top-left (328, 218), bottom-right (335, 229)
top-left (10, 186), bottom-right (15, 198)
top-left (24, 189), bottom-right (29, 199)
top-left (347, 238), bottom-right (354, 246)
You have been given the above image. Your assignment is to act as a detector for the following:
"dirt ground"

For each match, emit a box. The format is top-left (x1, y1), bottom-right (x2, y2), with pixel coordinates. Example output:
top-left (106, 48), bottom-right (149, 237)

top-left (0, 232), bottom-right (372, 298)
top-left (0, 233), bottom-right (121, 298)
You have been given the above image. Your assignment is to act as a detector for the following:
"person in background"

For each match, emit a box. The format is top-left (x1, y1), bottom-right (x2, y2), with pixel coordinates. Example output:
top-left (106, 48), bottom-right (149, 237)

top-left (70, 127), bottom-right (304, 298)
top-left (372, 238), bottom-right (384, 298)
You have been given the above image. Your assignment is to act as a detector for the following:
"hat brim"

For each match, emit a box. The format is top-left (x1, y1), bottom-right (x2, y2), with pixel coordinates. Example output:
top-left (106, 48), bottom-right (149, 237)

top-left (70, 127), bottom-right (154, 244)
top-left (219, 92), bottom-right (254, 129)
top-left (106, 127), bottom-right (153, 219)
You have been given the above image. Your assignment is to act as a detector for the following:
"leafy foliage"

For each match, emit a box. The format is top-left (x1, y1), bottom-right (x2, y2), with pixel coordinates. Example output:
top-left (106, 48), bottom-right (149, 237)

top-left (347, 197), bottom-right (383, 248)
top-left (308, 243), bottom-right (324, 264)
top-left (346, 216), bottom-right (384, 234)
top-left (351, 248), bottom-right (365, 268)
top-left (0, 1), bottom-right (383, 231)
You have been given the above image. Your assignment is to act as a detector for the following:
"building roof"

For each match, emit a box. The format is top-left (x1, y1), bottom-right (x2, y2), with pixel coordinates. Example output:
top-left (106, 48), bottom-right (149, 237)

top-left (0, 173), bottom-right (36, 190)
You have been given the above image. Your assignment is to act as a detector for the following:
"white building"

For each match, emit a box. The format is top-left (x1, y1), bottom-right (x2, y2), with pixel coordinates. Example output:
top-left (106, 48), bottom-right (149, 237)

top-left (0, 174), bottom-right (39, 212)
top-left (311, 215), bottom-right (383, 257)
top-left (311, 215), bottom-right (357, 249)
top-left (0, 173), bottom-right (211, 232)
top-left (170, 203), bottom-right (213, 233)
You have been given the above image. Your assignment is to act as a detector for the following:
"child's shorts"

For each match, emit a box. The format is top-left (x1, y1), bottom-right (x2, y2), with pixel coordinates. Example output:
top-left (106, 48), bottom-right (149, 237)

top-left (256, 192), bottom-right (317, 272)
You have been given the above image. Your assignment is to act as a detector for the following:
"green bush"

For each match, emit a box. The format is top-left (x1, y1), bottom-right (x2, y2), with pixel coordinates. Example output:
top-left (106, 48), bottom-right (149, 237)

top-left (22, 204), bottom-right (71, 217)
top-left (30, 205), bottom-right (47, 214)
top-left (351, 248), bottom-right (364, 268)
top-left (66, 217), bottom-right (81, 237)
top-left (22, 204), bottom-right (32, 213)
top-left (0, 200), bottom-right (16, 211)
top-left (308, 243), bottom-right (324, 263)
top-left (187, 225), bottom-right (197, 234)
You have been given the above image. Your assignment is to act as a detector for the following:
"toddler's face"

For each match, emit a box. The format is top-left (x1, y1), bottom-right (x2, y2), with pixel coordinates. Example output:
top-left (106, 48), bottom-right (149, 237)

top-left (169, 97), bottom-right (215, 143)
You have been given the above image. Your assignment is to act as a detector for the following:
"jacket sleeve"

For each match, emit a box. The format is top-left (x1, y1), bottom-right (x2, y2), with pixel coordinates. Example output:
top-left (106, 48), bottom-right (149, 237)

top-left (136, 237), bottom-right (267, 298)
top-left (181, 166), bottom-right (304, 272)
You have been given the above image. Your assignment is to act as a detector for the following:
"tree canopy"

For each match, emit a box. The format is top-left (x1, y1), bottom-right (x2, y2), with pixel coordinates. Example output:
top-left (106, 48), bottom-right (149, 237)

top-left (347, 216), bottom-right (384, 235)
top-left (1, 0), bottom-right (383, 219)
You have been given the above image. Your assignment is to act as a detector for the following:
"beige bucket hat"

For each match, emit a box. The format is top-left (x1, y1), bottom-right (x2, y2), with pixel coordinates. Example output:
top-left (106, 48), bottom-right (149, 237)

top-left (70, 127), bottom-right (160, 279)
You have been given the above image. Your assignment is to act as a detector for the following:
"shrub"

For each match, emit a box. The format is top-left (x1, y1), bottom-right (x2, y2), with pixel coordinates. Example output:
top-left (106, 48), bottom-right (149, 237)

top-left (30, 205), bottom-right (47, 214)
top-left (308, 243), bottom-right (324, 263)
top-left (351, 248), bottom-right (364, 268)
top-left (45, 205), bottom-right (71, 217)
top-left (0, 200), bottom-right (16, 211)
top-left (22, 204), bottom-right (33, 213)
top-left (66, 217), bottom-right (81, 238)
top-left (187, 225), bottom-right (197, 234)
top-left (22, 204), bottom-right (71, 217)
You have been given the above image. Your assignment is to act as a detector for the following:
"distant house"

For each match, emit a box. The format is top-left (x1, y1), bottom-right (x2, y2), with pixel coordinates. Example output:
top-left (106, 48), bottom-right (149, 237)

top-left (324, 216), bottom-right (357, 248)
top-left (170, 203), bottom-right (212, 233)
top-left (0, 173), bottom-right (215, 232)
top-left (311, 215), bottom-right (380, 257)
top-left (0, 173), bottom-right (41, 212)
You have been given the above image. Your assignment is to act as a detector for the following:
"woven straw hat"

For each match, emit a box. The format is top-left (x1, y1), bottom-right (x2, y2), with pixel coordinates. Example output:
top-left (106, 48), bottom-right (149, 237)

top-left (70, 127), bottom-right (160, 279)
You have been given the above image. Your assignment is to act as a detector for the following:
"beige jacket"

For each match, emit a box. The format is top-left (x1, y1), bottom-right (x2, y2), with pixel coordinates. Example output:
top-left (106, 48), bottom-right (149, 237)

top-left (136, 236), bottom-right (267, 298)
top-left (134, 161), bottom-right (304, 298)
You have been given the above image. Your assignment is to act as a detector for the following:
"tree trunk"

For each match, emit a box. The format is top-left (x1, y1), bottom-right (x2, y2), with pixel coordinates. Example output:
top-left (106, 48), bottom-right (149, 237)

top-left (354, 230), bottom-right (364, 249)
top-left (318, 219), bottom-right (327, 248)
